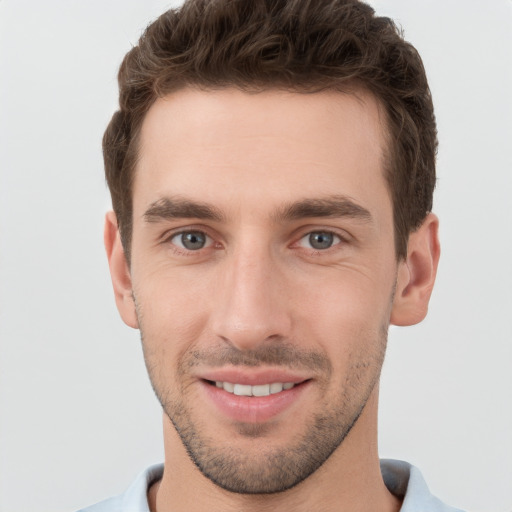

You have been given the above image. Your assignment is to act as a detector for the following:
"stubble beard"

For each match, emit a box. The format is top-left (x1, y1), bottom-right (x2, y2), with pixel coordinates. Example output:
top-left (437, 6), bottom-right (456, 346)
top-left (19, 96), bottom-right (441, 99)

top-left (140, 329), bottom-right (388, 495)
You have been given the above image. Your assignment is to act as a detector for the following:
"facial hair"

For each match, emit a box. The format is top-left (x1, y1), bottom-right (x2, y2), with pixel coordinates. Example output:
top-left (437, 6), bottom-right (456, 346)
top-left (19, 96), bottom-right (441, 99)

top-left (139, 327), bottom-right (388, 495)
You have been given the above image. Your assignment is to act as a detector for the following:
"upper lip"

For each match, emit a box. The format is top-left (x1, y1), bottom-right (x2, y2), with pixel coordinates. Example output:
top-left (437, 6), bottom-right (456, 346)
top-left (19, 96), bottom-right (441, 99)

top-left (198, 368), bottom-right (310, 386)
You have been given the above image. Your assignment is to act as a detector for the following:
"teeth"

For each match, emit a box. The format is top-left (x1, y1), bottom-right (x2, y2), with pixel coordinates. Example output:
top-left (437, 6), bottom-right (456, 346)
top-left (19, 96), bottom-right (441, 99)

top-left (233, 384), bottom-right (252, 396)
top-left (223, 382), bottom-right (235, 393)
top-left (270, 382), bottom-right (283, 394)
top-left (215, 381), bottom-right (296, 396)
top-left (252, 384), bottom-right (270, 397)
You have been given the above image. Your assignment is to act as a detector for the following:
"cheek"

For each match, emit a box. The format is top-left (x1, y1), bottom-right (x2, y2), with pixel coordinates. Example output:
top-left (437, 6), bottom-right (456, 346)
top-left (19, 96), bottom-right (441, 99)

top-left (133, 269), bottom-right (214, 363)
top-left (294, 267), bottom-right (394, 355)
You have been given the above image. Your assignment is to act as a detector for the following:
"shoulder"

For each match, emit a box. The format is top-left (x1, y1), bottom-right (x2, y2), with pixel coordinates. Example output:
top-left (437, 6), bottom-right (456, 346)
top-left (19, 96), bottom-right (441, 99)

top-left (76, 495), bottom-right (120, 512)
top-left (381, 459), bottom-right (466, 512)
top-left (76, 463), bottom-right (164, 512)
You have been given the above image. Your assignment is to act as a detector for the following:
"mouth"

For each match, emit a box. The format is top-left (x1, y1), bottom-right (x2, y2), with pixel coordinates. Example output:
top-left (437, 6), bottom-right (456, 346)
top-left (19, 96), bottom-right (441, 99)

top-left (199, 374), bottom-right (312, 423)
top-left (205, 380), bottom-right (297, 397)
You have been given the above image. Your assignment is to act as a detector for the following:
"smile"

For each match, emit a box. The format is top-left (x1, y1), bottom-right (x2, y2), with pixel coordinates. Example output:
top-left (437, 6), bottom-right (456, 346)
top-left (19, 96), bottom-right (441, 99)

top-left (213, 381), bottom-right (296, 396)
top-left (200, 374), bottom-right (311, 423)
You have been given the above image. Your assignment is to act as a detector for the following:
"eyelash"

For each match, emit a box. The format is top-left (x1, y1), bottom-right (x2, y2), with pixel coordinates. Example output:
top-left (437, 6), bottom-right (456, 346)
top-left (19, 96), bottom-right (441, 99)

top-left (296, 231), bottom-right (345, 252)
top-left (162, 228), bottom-right (349, 255)
top-left (163, 229), bottom-right (216, 256)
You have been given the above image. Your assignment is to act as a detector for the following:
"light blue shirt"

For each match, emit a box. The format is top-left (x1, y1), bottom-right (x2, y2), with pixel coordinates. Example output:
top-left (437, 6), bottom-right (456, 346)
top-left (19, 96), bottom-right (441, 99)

top-left (77, 459), bottom-right (465, 512)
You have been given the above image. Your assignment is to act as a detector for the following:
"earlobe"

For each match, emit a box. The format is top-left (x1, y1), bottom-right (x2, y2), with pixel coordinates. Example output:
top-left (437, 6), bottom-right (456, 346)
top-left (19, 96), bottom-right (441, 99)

top-left (390, 213), bottom-right (440, 326)
top-left (104, 211), bottom-right (139, 329)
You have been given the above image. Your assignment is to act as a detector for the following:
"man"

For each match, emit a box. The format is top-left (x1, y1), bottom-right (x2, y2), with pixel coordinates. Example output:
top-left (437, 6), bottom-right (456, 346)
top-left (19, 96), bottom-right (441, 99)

top-left (80, 0), bottom-right (463, 510)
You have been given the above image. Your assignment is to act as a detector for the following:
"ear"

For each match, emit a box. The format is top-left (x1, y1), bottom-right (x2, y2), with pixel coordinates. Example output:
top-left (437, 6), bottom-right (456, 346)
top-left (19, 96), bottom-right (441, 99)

top-left (104, 211), bottom-right (139, 329)
top-left (390, 213), bottom-right (440, 326)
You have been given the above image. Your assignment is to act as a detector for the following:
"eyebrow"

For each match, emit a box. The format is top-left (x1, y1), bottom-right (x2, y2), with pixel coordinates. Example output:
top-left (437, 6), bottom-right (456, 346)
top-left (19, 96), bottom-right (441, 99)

top-left (143, 195), bottom-right (372, 224)
top-left (143, 197), bottom-right (224, 223)
top-left (275, 195), bottom-right (373, 223)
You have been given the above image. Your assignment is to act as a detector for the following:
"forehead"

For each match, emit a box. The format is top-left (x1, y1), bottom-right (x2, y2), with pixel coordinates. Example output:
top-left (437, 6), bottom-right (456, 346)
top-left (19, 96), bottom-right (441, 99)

top-left (134, 87), bottom-right (390, 221)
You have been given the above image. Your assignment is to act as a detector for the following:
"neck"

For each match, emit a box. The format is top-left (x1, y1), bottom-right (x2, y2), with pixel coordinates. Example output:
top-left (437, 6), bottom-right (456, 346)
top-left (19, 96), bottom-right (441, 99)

top-left (150, 387), bottom-right (401, 512)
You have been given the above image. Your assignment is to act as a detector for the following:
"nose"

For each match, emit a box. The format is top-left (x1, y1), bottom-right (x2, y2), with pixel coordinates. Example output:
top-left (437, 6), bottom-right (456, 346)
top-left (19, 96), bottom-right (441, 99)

top-left (211, 241), bottom-right (292, 351)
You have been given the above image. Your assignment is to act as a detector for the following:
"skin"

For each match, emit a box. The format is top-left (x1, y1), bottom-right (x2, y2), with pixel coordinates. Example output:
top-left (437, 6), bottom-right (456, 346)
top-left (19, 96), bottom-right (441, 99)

top-left (105, 88), bottom-right (440, 512)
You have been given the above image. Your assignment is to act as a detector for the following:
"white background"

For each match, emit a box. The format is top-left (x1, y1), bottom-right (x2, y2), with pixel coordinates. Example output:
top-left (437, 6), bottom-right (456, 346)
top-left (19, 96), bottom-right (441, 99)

top-left (0, 1), bottom-right (511, 511)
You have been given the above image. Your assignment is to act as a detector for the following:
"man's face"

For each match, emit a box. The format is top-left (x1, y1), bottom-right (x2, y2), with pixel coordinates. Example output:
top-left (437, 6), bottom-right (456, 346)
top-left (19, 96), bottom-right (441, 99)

top-left (127, 88), bottom-right (400, 493)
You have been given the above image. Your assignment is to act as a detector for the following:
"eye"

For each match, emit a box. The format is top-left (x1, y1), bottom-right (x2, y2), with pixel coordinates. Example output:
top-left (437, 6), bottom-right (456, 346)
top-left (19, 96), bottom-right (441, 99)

top-left (170, 231), bottom-right (212, 251)
top-left (298, 231), bottom-right (342, 250)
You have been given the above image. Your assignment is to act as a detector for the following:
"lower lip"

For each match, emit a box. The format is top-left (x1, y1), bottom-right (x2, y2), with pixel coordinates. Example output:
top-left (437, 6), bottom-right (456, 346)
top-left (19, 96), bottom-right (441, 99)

top-left (200, 380), bottom-right (310, 423)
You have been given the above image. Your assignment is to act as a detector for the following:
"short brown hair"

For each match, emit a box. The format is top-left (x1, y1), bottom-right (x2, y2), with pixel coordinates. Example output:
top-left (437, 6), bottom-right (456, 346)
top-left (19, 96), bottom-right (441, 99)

top-left (103, 0), bottom-right (437, 261)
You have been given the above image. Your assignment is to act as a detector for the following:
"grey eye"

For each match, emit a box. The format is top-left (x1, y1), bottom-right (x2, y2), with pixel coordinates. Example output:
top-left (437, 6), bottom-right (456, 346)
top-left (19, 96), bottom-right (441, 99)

top-left (172, 231), bottom-right (211, 250)
top-left (299, 231), bottom-right (341, 250)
